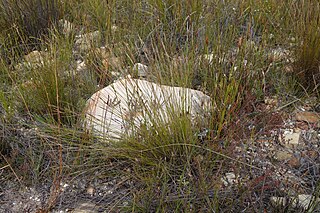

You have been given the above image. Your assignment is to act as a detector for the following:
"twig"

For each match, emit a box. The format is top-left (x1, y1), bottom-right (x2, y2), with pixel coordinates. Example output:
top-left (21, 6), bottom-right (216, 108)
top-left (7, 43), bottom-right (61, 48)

top-left (0, 164), bottom-right (9, 170)
top-left (275, 99), bottom-right (299, 111)
top-left (0, 153), bottom-right (22, 186)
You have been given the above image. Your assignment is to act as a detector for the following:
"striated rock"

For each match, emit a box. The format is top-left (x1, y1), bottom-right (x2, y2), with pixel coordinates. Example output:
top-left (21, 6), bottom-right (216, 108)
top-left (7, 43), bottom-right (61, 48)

top-left (84, 77), bottom-right (211, 140)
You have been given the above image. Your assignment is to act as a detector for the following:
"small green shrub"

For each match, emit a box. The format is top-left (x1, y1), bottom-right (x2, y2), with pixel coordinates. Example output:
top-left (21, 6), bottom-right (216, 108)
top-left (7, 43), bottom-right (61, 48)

top-left (16, 31), bottom-right (97, 125)
top-left (0, 0), bottom-right (61, 60)
top-left (290, 0), bottom-right (320, 94)
top-left (293, 24), bottom-right (320, 93)
top-left (105, 112), bottom-right (224, 211)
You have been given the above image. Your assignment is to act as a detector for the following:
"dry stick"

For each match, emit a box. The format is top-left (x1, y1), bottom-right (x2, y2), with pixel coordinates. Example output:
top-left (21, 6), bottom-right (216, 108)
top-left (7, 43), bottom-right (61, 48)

top-left (275, 99), bottom-right (299, 111)
top-left (0, 153), bottom-right (22, 186)
top-left (0, 164), bottom-right (10, 170)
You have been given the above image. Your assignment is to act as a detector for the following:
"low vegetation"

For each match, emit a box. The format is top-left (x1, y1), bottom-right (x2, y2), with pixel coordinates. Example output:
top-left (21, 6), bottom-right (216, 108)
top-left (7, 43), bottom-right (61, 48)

top-left (0, 0), bottom-right (319, 212)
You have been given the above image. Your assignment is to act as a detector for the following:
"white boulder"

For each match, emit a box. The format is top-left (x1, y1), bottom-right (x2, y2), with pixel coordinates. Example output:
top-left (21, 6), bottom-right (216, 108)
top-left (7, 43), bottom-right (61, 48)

top-left (83, 77), bottom-right (211, 140)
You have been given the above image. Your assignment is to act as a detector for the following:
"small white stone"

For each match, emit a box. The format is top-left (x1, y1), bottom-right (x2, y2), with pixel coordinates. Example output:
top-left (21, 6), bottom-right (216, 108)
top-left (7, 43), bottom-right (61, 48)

top-left (283, 129), bottom-right (293, 135)
top-left (86, 186), bottom-right (95, 196)
top-left (281, 132), bottom-right (300, 148)
top-left (202, 54), bottom-right (214, 64)
top-left (60, 182), bottom-right (69, 191)
top-left (111, 25), bottom-right (118, 32)
top-left (76, 60), bottom-right (87, 72)
top-left (75, 31), bottom-right (102, 52)
top-left (221, 172), bottom-right (236, 187)
top-left (133, 63), bottom-right (148, 78)
top-left (58, 19), bottom-right (76, 36)
top-left (24, 50), bottom-right (45, 64)
top-left (268, 48), bottom-right (291, 62)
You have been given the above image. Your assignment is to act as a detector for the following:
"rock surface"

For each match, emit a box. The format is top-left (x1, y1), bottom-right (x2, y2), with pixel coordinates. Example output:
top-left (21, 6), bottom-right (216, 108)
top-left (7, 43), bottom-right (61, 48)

top-left (75, 31), bottom-right (102, 52)
top-left (280, 131), bottom-right (301, 148)
top-left (270, 194), bottom-right (320, 210)
top-left (59, 19), bottom-right (77, 36)
top-left (133, 63), bottom-right (148, 78)
top-left (295, 111), bottom-right (320, 123)
top-left (23, 50), bottom-right (46, 64)
top-left (84, 77), bottom-right (211, 140)
top-left (71, 202), bottom-right (98, 213)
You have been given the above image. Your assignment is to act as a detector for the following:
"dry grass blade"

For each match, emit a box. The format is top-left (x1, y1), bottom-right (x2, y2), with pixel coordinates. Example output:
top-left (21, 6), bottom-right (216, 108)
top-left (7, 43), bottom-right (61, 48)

top-left (0, 153), bottom-right (22, 186)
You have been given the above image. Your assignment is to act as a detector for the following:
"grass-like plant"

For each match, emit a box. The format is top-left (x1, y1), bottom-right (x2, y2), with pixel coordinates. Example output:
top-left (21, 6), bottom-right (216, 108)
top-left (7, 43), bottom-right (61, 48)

top-left (292, 0), bottom-right (320, 95)
top-left (0, 0), bottom-right (61, 61)
top-left (1, 0), bottom-right (320, 212)
top-left (17, 32), bottom-right (97, 125)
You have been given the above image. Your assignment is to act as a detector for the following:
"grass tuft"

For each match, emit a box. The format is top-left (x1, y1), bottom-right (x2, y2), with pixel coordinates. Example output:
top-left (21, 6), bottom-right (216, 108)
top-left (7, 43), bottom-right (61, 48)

top-left (0, 0), bottom-right (61, 61)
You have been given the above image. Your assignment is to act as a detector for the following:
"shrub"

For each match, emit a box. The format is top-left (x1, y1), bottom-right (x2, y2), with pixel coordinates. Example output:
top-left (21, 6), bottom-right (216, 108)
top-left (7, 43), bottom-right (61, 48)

top-left (292, 0), bottom-right (320, 94)
top-left (0, 0), bottom-right (61, 60)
